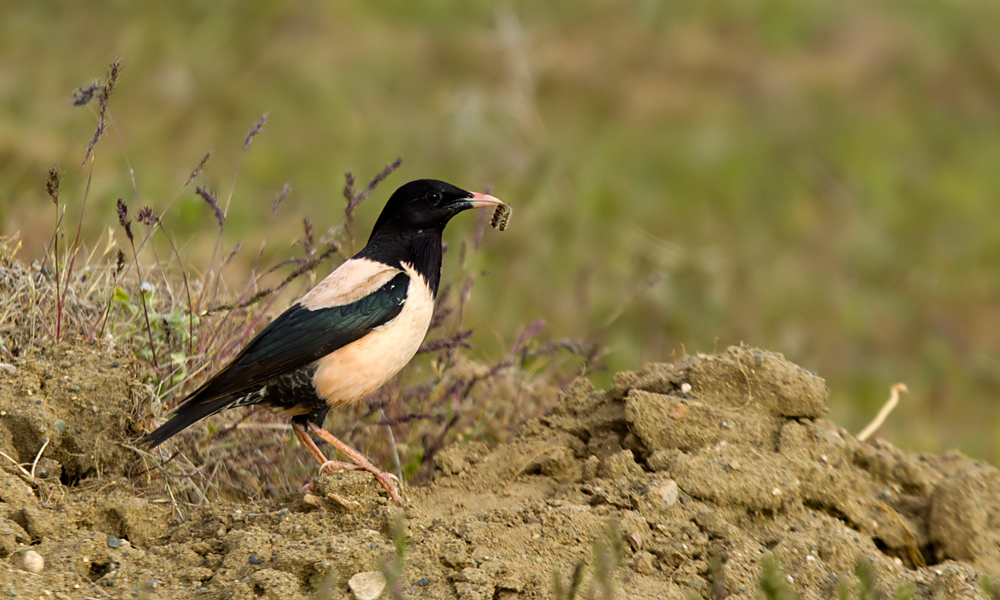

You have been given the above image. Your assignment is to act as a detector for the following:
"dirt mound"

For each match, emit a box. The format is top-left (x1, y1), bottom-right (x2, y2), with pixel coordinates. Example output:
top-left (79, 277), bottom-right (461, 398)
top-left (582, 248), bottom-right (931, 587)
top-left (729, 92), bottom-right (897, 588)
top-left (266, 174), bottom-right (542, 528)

top-left (0, 345), bottom-right (139, 485)
top-left (0, 345), bottom-right (997, 599)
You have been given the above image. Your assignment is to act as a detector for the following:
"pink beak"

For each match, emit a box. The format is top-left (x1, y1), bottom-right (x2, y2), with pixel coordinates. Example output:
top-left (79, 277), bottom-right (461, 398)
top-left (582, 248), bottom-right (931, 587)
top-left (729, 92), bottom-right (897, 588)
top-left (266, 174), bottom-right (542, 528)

top-left (468, 192), bottom-right (504, 209)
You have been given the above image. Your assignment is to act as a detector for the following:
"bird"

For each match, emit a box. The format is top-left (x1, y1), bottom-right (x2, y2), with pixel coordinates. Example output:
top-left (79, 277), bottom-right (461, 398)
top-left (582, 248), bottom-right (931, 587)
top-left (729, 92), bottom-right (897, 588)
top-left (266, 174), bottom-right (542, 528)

top-left (141, 179), bottom-right (504, 503)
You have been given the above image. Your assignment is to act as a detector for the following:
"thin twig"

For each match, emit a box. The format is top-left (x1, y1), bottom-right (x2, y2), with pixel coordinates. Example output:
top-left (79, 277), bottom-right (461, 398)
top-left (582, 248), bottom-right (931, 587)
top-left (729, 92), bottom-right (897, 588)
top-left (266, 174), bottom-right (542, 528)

top-left (858, 383), bottom-right (909, 442)
top-left (29, 438), bottom-right (49, 480)
top-left (0, 450), bottom-right (32, 478)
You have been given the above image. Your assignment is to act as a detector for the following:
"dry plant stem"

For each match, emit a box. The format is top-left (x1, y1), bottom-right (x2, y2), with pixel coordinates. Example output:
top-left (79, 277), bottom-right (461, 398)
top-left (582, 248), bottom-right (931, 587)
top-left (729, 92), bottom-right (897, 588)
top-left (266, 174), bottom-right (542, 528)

top-left (157, 227), bottom-right (197, 356)
top-left (205, 115), bottom-right (263, 312)
top-left (29, 438), bottom-right (49, 480)
top-left (378, 408), bottom-right (404, 482)
top-left (0, 449), bottom-right (32, 479)
top-left (858, 383), bottom-right (909, 442)
top-left (126, 236), bottom-right (159, 370)
top-left (306, 423), bottom-right (403, 503)
top-left (110, 112), bottom-right (181, 308)
top-left (52, 202), bottom-right (61, 341)
top-left (62, 160), bottom-right (98, 339)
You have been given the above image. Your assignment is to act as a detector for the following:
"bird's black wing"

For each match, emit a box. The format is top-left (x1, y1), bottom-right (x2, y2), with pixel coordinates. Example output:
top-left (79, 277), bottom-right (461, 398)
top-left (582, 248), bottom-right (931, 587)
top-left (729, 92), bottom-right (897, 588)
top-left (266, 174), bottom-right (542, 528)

top-left (142, 272), bottom-right (409, 447)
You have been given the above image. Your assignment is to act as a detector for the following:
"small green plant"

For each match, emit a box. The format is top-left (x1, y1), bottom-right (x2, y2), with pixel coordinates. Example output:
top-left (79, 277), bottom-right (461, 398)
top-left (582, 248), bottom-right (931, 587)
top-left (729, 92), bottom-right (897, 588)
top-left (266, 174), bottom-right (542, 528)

top-left (552, 561), bottom-right (586, 600)
top-left (980, 578), bottom-right (1000, 600)
top-left (759, 557), bottom-right (798, 600)
top-left (381, 512), bottom-right (408, 600)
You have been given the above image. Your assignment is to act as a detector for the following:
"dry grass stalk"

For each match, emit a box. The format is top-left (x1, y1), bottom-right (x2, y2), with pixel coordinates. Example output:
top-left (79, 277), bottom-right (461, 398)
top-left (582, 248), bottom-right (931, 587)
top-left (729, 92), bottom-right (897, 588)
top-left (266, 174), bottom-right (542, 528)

top-left (858, 383), bottom-right (909, 442)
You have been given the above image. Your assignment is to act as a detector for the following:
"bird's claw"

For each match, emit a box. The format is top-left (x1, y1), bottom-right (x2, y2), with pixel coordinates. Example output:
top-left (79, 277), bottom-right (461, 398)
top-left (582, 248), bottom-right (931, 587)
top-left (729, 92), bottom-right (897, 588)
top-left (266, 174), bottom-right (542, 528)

top-left (318, 459), bottom-right (360, 475)
top-left (373, 471), bottom-right (404, 504)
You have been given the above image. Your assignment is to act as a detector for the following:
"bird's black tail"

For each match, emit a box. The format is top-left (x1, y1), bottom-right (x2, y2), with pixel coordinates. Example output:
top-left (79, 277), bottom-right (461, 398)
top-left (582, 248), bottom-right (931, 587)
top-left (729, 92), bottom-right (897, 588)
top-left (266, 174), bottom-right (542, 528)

top-left (141, 394), bottom-right (237, 448)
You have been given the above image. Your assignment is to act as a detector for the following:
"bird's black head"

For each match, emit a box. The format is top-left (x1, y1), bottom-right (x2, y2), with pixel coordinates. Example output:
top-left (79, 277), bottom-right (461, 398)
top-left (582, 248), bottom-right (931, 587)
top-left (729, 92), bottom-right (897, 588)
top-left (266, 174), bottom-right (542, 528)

top-left (368, 179), bottom-right (502, 241)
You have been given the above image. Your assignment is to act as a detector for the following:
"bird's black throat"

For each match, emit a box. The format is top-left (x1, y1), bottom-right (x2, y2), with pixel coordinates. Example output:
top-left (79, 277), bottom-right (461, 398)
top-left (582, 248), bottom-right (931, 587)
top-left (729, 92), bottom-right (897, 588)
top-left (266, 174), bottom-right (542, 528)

top-left (356, 227), bottom-right (444, 295)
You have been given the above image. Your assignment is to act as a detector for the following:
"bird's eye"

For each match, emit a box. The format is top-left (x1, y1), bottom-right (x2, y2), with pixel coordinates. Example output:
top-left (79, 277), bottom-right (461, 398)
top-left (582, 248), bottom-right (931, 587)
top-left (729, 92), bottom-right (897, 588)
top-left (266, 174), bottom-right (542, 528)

top-left (427, 191), bottom-right (442, 204)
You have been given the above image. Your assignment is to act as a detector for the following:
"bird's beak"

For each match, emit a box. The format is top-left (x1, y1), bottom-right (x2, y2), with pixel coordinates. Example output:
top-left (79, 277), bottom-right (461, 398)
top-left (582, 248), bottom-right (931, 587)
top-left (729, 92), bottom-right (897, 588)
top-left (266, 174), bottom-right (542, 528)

top-left (466, 192), bottom-right (503, 209)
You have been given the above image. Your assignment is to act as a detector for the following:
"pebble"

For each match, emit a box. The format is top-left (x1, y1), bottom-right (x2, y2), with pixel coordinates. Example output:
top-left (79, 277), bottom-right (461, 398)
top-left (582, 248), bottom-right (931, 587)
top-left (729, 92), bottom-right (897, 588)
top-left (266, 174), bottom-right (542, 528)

top-left (12, 550), bottom-right (43, 574)
top-left (651, 479), bottom-right (679, 510)
top-left (417, 577), bottom-right (430, 586)
top-left (248, 555), bottom-right (264, 565)
top-left (107, 535), bottom-right (123, 549)
top-left (348, 571), bottom-right (387, 600)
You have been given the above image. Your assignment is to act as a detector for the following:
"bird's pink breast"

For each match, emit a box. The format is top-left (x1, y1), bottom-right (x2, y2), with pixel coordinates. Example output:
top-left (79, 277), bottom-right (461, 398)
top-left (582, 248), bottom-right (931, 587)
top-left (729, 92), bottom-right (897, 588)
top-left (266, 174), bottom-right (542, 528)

top-left (312, 263), bottom-right (435, 407)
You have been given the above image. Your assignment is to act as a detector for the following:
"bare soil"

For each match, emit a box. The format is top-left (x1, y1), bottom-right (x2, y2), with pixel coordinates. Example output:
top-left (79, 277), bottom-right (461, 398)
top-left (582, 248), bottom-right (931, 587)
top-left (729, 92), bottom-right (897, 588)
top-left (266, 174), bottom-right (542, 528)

top-left (0, 344), bottom-right (997, 599)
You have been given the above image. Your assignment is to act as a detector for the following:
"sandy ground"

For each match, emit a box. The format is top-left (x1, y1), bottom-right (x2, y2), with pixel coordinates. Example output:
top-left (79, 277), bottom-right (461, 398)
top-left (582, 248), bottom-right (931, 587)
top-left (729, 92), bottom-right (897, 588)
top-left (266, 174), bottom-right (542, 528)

top-left (0, 344), bottom-right (997, 599)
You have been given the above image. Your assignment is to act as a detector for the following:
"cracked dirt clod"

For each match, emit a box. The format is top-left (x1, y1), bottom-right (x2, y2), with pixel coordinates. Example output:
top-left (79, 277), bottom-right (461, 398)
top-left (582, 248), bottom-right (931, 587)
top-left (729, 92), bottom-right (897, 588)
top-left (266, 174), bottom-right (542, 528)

top-left (0, 344), bottom-right (996, 599)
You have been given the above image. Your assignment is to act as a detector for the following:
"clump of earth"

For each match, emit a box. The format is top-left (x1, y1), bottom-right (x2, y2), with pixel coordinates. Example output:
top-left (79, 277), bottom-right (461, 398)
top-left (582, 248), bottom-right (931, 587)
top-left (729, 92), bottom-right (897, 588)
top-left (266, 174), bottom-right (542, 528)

top-left (0, 344), bottom-right (997, 599)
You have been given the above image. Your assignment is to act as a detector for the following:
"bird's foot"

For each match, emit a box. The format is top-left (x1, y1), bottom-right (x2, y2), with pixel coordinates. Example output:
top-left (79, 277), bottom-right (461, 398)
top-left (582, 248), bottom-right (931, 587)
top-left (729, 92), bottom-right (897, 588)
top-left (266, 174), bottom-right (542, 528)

top-left (306, 423), bottom-right (404, 504)
top-left (367, 468), bottom-right (403, 504)
top-left (303, 462), bottom-right (401, 503)
top-left (324, 458), bottom-right (402, 504)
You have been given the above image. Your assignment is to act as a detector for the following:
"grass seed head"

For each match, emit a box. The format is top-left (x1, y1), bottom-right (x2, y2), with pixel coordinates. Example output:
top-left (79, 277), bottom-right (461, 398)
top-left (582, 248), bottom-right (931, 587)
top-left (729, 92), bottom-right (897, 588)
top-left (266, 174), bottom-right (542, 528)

top-left (196, 186), bottom-right (225, 227)
top-left (45, 165), bottom-right (62, 204)
top-left (185, 152), bottom-right (211, 187)
top-left (116, 198), bottom-right (133, 242)
top-left (243, 113), bottom-right (267, 151)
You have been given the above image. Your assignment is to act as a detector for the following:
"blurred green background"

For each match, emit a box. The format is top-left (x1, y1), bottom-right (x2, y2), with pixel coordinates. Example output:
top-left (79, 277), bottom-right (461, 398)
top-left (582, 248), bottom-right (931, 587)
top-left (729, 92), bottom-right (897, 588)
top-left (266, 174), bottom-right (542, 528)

top-left (2, 1), bottom-right (1000, 461)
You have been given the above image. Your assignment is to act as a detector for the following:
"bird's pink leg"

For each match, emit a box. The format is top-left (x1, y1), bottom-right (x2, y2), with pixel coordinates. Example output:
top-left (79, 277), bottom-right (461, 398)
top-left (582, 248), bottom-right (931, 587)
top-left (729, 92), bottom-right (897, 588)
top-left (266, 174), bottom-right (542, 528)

top-left (291, 423), bottom-right (358, 477)
top-left (307, 423), bottom-right (403, 504)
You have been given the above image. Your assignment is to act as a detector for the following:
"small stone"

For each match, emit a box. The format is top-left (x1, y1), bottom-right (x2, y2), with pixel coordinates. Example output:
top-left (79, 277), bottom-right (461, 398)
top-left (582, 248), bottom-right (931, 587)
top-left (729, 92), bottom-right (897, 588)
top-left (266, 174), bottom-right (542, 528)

top-left (348, 571), bottom-right (387, 600)
top-left (417, 577), bottom-right (430, 587)
top-left (668, 403), bottom-right (688, 420)
top-left (53, 420), bottom-right (66, 434)
top-left (248, 555), bottom-right (264, 565)
top-left (12, 550), bottom-right (43, 574)
top-left (629, 532), bottom-right (642, 550)
top-left (634, 551), bottom-right (656, 575)
top-left (106, 535), bottom-right (123, 549)
top-left (276, 508), bottom-right (288, 517)
top-left (651, 479), bottom-right (679, 510)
